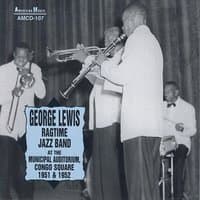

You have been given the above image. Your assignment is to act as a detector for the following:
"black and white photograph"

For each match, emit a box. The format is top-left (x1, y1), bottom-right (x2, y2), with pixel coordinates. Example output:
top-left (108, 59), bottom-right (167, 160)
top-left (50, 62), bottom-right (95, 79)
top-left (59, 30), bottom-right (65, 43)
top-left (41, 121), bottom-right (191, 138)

top-left (0, 0), bottom-right (199, 200)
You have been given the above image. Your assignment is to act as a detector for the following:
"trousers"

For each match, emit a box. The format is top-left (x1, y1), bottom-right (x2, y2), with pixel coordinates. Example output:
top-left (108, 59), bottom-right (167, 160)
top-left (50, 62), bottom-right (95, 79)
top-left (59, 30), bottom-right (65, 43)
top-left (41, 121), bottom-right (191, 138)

top-left (173, 144), bottom-right (188, 200)
top-left (0, 135), bottom-right (33, 200)
top-left (90, 123), bottom-right (126, 200)
top-left (123, 136), bottom-right (161, 200)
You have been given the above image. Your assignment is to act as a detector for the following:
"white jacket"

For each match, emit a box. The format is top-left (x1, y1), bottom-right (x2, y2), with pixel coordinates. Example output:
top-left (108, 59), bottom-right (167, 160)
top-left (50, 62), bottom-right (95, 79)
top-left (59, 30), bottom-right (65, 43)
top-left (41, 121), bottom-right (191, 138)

top-left (101, 25), bottom-right (163, 142)
top-left (82, 51), bottom-right (123, 130)
top-left (163, 97), bottom-right (196, 151)
top-left (0, 61), bottom-right (46, 140)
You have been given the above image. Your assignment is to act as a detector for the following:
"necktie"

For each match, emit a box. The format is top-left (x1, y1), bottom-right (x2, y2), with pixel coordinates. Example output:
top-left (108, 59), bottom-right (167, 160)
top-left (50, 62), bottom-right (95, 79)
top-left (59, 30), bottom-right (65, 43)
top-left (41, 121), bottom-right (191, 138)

top-left (167, 103), bottom-right (176, 108)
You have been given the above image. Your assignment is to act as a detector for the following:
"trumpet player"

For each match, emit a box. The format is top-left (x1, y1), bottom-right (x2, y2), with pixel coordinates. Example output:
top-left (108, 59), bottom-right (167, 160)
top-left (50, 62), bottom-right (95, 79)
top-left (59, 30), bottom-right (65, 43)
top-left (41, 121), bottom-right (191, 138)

top-left (0, 42), bottom-right (46, 199)
top-left (72, 27), bottom-right (126, 200)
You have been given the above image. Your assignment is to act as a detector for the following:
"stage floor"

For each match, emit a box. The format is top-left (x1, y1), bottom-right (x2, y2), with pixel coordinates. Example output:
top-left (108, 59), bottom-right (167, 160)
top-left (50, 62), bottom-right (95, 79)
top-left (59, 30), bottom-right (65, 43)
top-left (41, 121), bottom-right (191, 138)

top-left (11, 181), bottom-right (83, 200)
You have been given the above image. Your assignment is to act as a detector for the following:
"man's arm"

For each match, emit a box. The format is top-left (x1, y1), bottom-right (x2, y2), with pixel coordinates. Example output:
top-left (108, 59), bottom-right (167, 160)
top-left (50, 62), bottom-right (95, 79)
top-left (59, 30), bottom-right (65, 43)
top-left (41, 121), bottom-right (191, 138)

top-left (80, 55), bottom-right (103, 85)
top-left (175, 106), bottom-right (197, 137)
top-left (101, 35), bottom-right (145, 86)
top-left (0, 66), bottom-right (13, 104)
top-left (32, 64), bottom-right (46, 99)
top-left (163, 106), bottom-right (197, 137)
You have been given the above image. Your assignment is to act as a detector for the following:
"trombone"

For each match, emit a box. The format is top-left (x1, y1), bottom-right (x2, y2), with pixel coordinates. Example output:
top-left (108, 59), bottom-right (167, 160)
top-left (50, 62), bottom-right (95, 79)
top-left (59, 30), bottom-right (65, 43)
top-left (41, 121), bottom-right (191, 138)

top-left (7, 62), bottom-right (35, 133)
top-left (47, 46), bottom-right (106, 63)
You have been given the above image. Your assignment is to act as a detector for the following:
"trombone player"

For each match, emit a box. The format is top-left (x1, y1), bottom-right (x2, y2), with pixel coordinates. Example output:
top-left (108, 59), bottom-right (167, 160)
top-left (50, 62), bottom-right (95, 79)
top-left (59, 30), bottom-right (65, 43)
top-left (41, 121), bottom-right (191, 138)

top-left (0, 42), bottom-right (46, 199)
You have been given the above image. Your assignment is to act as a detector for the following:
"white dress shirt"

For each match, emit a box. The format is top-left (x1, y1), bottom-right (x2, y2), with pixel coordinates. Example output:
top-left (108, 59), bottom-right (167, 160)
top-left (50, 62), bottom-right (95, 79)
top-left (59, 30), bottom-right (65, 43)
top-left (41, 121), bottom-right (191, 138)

top-left (0, 61), bottom-right (46, 140)
top-left (82, 50), bottom-right (123, 130)
top-left (163, 97), bottom-right (196, 151)
top-left (101, 25), bottom-right (164, 142)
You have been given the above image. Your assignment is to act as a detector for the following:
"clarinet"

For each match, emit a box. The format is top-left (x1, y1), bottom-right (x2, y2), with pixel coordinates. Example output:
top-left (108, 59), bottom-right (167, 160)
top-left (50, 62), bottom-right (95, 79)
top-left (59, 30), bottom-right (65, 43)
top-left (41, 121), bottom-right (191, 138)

top-left (60, 34), bottom-right (126, 99)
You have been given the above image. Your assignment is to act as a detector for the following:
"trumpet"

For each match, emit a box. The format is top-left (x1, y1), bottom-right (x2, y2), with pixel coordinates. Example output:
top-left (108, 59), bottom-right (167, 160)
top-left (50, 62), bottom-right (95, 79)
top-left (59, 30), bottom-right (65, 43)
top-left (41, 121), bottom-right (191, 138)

top-left (60, 34), bottom-right (127, 99)
top-left (7, 62), bottom-right (35, 133)
top-left (47, 46), bottom-right (106, 63)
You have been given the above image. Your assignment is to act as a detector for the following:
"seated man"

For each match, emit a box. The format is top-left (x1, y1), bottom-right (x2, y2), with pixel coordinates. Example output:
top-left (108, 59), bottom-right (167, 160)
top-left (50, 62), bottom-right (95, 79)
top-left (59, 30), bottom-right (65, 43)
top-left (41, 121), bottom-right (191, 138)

top-left (162, 81), bottom-right (197, 200)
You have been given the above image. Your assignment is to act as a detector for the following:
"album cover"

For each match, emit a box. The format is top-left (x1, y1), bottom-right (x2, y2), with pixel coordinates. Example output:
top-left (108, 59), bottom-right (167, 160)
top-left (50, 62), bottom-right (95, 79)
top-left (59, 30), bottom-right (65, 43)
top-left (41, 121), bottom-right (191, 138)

top-left (0, 0), bottom-right (199, 200)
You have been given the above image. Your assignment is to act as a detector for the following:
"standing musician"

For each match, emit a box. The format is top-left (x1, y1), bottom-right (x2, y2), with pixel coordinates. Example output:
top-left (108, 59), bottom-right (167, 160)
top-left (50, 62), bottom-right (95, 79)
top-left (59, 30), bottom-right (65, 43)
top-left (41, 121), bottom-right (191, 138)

top-left (162, 81), bottom-right (196, 200)
top-left (72, 27), bottom-right (126, 200)
top-left (97, 2), bottom-right (164, 200)
top-left (0, 42), bottom-right (46, 199)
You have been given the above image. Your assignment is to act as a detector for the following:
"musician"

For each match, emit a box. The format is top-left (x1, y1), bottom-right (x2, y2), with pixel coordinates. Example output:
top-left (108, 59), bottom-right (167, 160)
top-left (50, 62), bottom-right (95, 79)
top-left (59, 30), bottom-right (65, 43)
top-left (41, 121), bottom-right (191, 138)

top-left (0, 42), bottom-right (46, 199)
top-left (73, 27), bottom-right (125, 200)
top-left (163, 81), bottom-right (196, 200)
top-left (98, 2), bottom-right (163, 200)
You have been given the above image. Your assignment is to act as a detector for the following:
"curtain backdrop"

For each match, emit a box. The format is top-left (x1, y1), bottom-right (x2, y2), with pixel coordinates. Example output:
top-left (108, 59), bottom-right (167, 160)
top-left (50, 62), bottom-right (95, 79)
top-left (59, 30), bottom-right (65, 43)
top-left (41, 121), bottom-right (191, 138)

top-left (0, 0), bottom-right (199, 199)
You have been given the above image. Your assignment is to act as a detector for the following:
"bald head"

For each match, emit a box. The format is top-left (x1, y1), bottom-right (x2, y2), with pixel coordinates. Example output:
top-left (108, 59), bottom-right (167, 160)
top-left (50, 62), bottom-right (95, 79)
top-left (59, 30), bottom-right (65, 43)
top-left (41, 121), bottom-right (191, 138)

top-left (122, 2), bottom-right (147, 36)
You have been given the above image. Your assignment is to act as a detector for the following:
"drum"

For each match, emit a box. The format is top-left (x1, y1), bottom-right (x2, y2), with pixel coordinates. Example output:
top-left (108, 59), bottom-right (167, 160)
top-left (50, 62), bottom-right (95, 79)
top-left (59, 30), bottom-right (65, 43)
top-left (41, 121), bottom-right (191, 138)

top-left (160, 135), bottom-right (178, 156)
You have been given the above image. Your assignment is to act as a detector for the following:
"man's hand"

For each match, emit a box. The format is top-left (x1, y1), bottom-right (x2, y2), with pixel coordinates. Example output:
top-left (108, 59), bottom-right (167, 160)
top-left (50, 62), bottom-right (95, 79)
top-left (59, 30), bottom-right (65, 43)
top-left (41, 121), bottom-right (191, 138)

top-left (175, 123), bottom-right (184, 132)
top-left (12, 87), bottom-right (23, 97)
top-left (95, 51), bottom-right (107, 66)
top-left (71, 44), bottom-right (88, 63)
